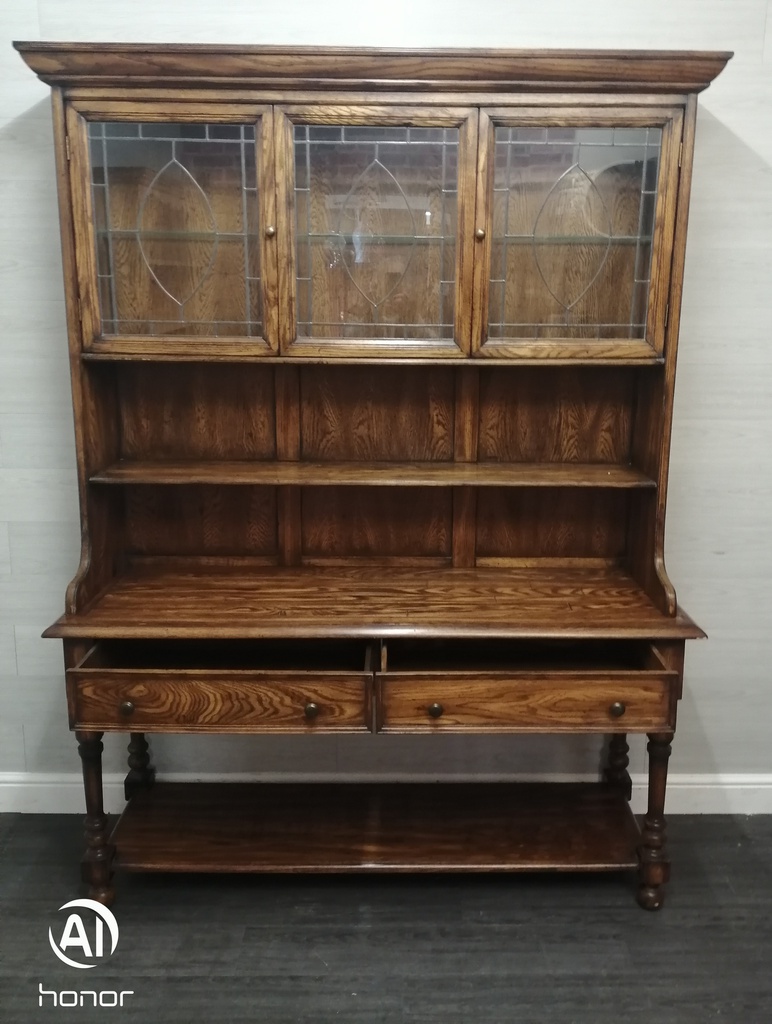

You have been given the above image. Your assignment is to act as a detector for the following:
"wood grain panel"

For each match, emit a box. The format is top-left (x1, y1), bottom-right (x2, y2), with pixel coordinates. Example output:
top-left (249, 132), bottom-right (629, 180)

top-left (476, 488), bottom-right (629, 558)
top-left (478, 367), bottom-right (635, 463)
top-left (43, 564), bottom-right (705, 640)
top-left (70, 362), bottom-right (125, 611)
top-left (107, 782), bottom-right (642, 872)
top-left (301, 486), bottom-right (452, 558)
top-left (124, 485), bottom-right (277, 557)
top-left (381, 674), bottom-right (672, 732)
top-left (69, 674), bottom-right (370, 732)
top-left (300, 366), bottom-right (454, 461)
top-left (118, 363), bottom-right (276, 459)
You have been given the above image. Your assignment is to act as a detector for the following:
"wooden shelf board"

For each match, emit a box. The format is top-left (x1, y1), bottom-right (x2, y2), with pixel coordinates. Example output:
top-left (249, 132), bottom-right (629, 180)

top-left (45, 564), bottom-right (705, 640)
top-left (79, 335), bottom-right (661, 362)
top-left (80, 350), bottom-right (665, 366)
top-left (110, 782), bottom-right (641, 873)
top-left (91, 460), bottom-right (655, 489)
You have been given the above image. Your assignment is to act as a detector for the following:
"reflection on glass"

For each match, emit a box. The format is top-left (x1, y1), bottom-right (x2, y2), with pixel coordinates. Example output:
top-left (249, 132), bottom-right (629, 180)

top-left (88, 122), bottom-right (261, 337)
top-left (488, 126), bottom-right (662, 341)
top-left (294, 125), bottom-right (458, 341)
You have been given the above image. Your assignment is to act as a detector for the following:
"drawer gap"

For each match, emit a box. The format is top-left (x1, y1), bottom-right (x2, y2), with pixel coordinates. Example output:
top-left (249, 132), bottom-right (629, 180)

top-left (75, 638), bottom-right (372, 673)
top-left (385, 639), bottom-right (664, 674)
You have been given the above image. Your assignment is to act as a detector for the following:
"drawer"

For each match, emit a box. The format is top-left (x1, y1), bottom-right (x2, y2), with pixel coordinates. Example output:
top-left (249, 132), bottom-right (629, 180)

top-left (67, 640), bottom-right (374, 733)
top-left (378, 640), bottom-right (678, 733)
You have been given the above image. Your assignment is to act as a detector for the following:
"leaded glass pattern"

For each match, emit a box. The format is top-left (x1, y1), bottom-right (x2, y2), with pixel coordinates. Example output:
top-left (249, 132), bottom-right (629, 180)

top-left (293, 125), bottom-right (458, 341)
top-left (89, 122), bottom-right (262, 337)
top-left (488, 127), bottom-right (662, 341)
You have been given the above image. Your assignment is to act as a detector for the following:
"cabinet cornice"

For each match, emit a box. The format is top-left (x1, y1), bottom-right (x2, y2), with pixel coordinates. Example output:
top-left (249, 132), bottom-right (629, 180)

top-left (14, 42), bottom-right (732, 93)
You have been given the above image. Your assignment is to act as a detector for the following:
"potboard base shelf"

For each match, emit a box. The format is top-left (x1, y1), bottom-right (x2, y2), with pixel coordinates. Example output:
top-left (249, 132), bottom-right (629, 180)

top-left (109, 781), bottom-right (641, 874)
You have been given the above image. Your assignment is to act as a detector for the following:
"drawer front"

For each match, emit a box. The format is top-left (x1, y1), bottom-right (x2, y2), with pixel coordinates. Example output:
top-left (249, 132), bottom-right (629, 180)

top-left (68, 671), bottom-right (372, 733)
top-left (380, 673), bottom-right (673, 733)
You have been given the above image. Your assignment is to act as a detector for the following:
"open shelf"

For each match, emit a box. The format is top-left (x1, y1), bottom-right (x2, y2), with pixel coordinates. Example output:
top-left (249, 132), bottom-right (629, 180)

top-left (90, 460), bottom-right (655, 489)
top-left (45, 564), bottom-right (703, 640)
top-left (111, 782), bottom-right (641, 873)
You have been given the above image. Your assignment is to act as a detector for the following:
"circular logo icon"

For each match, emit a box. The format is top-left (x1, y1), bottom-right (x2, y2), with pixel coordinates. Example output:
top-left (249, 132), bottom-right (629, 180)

top-left (48, 899), bottom-right (119, 969)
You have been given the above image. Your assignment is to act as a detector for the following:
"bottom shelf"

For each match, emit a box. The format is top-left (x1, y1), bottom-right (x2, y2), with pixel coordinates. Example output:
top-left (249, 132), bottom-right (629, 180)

top-left (110, 782), bottom-right (641, 873)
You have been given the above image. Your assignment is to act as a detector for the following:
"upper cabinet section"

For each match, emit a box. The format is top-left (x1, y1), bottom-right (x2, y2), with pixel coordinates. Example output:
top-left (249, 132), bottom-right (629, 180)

top-left (16, 44), bottom-right (731, 362)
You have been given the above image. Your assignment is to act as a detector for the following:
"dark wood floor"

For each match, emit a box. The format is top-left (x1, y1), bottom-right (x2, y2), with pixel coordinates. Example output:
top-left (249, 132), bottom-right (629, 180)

top-left (1, 813), bottom-right (771, 1023)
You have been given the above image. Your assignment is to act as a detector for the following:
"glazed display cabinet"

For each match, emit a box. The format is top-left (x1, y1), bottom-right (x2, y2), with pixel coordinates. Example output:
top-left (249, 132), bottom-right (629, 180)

top-left (15, 43), bottom-right (731, 908)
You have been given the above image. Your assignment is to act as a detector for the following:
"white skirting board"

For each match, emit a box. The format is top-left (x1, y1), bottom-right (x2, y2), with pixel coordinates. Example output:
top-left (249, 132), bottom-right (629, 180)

top-left (1, 772), bottom-right (772, 815)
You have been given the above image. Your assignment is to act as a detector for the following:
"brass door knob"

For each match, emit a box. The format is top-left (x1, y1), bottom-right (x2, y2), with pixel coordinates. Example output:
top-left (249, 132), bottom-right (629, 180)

top-left (119, 700), bottom-right (135, 717)
top-left (265, 225), bottom-right (276, 238)
top-left (304, 702), bottom-right (319, 720)
top-left (475, 227), bottom-right (486, 240)
top-left (609, 701), bottom-right (626, 718)
top-left (428, 702), bottom-right (444, 719)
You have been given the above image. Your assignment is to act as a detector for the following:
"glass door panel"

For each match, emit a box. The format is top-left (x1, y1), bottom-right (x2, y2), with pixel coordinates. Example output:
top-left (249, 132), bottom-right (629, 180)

top-left (72, 107), bottom-right (276, 352)
top-left (475, 111), bottom-right (681, 358)
top-left (279, 108), bottom-right (477, 356)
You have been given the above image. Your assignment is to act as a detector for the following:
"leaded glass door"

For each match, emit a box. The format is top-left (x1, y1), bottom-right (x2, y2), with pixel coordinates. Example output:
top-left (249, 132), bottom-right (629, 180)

top-left (472, 108), bottom-right (684, 358)
top-left (66, 103), bottom-right (277, 354)
top-left (276, 107), bottom-right (478, 357)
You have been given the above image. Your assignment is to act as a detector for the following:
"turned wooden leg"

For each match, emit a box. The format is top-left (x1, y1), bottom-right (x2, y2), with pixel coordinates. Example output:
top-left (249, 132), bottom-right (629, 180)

top-left (124, 732), bottom-right (156, 799)
top-left (76, 730), bottom-right (115, 906)
top-left (604, 733), bottom-right (632, 800)
top-left (637, 732), bottom-right (673, 911)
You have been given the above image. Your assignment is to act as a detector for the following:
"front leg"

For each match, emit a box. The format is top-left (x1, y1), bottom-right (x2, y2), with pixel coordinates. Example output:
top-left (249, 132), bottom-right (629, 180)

top-left (76, 730), bottom-right (115, 906)
top-left (637, 732), bottom-right (673, 910)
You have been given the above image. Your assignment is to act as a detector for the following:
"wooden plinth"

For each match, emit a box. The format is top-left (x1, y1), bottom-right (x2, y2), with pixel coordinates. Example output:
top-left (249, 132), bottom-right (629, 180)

top-left (109, 782), bottom-right (641, 874)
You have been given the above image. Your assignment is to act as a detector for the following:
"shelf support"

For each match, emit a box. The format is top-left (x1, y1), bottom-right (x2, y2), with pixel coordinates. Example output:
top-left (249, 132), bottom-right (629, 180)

top-left (604, 733), bottom-right (632, 800)
top-left (124, 732), bottom-right (156, 799)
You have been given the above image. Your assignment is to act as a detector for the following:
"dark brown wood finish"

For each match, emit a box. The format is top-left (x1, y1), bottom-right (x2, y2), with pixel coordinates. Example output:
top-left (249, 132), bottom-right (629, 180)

top-left (14, 43), bottom-right (731, 93)
top-left (44, 563), bottom-right (705, 640)
top-left (471, 106), bottom-right (683, 360)
top-left (605, 733), bottom-right (633, 799)
top-left (109, 782), bottom-right (642, 872)
top-left (91, 459), bottom-right (656, 488)
top-left (380, 675), bottom-right (674, 732)
top-left (124, 733), bottom-right (156, 799)
top-left (637, 732), bottom-right (674, 910)
top-left (76, 730), bottom-right (115, 905)
top-left (71, 674), bottom-right (373, 732)
top-left (20, 43), bottom-right (727, 906)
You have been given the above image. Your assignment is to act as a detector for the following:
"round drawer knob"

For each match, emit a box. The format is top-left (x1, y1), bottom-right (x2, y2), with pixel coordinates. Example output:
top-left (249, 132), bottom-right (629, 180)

top-left (609, 701), bottom-right (627, 718)
top-left (475, 227), bottom-right (486, 240)
top-left (304, 702), bottom-right (319, 720)
top-left (428, 702), bottom-right (444, 719)
top-left (119, 700), bottom-right (135, 717)
top-left (265, 225), bottom-right (276, 238)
